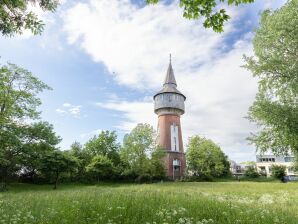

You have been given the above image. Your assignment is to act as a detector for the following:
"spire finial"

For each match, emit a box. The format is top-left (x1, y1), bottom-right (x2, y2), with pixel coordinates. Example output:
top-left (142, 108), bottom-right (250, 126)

top-left (169, 53), bottom-right (172, 64)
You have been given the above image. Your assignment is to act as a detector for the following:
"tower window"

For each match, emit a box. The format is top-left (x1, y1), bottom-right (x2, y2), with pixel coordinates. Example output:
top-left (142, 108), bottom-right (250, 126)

top-left (171, 124), bottom-right (179, 152)
top-left (173, 159), bottom-right (181, 166)
top-left (174, 137), bottom-right (177, 151)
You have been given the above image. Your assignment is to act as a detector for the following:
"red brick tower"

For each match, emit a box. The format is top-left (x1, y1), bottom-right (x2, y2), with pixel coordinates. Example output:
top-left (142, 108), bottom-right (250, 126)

top-left (153, 57), bottom-right (186, 179)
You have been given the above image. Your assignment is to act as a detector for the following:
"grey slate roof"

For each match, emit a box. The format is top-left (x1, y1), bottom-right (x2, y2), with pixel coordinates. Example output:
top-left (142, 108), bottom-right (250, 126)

top-left (163, 62), bottom-right (177, 86)
top-left (154, 61), bottom-right (186, 100)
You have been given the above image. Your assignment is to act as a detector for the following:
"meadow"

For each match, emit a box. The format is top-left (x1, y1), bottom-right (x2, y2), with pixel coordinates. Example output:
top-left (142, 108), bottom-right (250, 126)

top-left (1, 181), bottom-right (298, 224)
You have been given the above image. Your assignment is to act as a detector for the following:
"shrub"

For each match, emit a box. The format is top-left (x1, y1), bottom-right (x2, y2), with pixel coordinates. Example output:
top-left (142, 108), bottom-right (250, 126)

top-left (271, 165), bottom-right (286, 181)
top-left (86, 155), bottom-right (114, 182)
top-left (135, 174), bottom-right (152, 183)
top-left (244, 166), bottom-right (259, 178)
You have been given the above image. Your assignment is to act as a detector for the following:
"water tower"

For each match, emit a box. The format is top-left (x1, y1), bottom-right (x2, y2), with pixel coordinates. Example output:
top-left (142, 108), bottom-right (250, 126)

top-left (153, 56), bottom-right (186, 179)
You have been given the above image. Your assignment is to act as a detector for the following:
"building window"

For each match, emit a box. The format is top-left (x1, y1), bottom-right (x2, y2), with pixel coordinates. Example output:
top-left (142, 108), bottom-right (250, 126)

top-left (173, 159), bottom-right (181, 166)
top-left (285, 157), bottom-right (293, 162)
top-left (259, 166), bottom-right (266, 175)
top-left (288, 167), bottom-right (294, 173)
top-left (260, 158), bottom-right (275, 162)
top-left (174, 137), bottom-right (177, 151)
top-left (171, 124), bottom-right (179, 152)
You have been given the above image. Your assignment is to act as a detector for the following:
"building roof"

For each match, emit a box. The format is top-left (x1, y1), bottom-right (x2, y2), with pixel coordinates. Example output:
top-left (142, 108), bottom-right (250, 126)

top-left (154, 59), bottom-right (186, 99)
top-left (163, 62), bottom-right (177, 86)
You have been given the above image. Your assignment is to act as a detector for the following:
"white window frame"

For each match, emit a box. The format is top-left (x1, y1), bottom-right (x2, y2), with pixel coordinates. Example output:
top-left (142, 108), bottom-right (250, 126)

top-left (171, 123), bottom-right (179, 152)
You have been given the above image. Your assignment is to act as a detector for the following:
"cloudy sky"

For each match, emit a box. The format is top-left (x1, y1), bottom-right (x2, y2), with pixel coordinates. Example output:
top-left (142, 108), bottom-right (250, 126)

top-left (0, 0), bottom-right (286, 162)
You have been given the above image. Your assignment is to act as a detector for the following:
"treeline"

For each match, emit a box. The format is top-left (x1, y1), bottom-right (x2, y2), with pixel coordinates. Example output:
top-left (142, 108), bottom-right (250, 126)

top-left (19, 125), bottom-right (166, 189)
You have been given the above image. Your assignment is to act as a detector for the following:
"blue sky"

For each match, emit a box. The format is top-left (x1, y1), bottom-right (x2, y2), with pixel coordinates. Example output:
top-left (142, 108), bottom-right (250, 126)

top-left (0, 0), bottom-right (286, 162)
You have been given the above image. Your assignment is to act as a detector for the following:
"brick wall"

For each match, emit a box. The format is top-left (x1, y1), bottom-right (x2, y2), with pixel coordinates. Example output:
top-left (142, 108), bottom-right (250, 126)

top-left (157, 114), bottom-right (186, 179)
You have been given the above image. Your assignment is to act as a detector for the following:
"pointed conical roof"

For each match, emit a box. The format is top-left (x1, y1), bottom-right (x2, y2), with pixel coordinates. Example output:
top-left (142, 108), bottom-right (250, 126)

top-left (153, 57), bottom-right (186, 100)
top-left (163, 62), bottom-right (177, 86)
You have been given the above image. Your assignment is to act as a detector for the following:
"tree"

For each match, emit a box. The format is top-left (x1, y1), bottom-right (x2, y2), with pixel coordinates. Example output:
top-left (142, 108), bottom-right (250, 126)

top-left (86, 155), bottom-right (114, 182)
top-left (68, 142), bottom-right (90, 182)
top-left (271, 165), bottom-right (286, 181)
top-left (120, 123), bottom-right (165, 181)
top-left (69, 141), bottom-right (83, 157)
top-left (244, 0), bottom-right (298, 155)
top-left (149, 147), bottom-right (166, 180)
top-left (244, 166), bottom-right (259, 178)
top-left (147, 0), bottom-right (254, 32)
top-left (0, 63), bottom-right (55, 189)
top-left (84, 131), bottom-right (121, 166)
top-left (186, 135), bottom-right (230, 180)
top-left (18, 121), bottom-right (61, 182)
top-left (0, 63), bottom-right (51, 124)
top-left (40, 150), bottom-right (78, 189)
top-left (0, 0), bottom-right (59, 36)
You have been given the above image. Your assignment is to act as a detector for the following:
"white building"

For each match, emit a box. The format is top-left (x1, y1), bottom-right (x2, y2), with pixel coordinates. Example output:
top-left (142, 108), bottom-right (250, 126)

top-left (229, 160), bottom-right (253, 176)
top-left (256, 155), bottom-right (297, 178)
top-left (229, 160), bottom-right (244, 175)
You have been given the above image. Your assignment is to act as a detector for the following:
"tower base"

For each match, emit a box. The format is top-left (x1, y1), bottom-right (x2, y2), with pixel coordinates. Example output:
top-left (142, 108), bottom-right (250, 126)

top-left (163, 151), bottom-right (186, 180)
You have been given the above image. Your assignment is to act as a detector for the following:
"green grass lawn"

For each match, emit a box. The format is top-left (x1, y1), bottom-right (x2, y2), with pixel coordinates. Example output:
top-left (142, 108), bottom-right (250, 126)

top-left (1, 182), bottom-right (298, 224)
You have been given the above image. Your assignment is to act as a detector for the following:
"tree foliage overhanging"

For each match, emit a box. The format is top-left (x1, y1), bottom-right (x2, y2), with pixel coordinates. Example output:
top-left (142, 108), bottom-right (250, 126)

top-left (0, 0), bottom-right (256, 36)
top-left (244, 0), bottom-right (298, 155)
top-left (0, 0), bottom-right (59, 36)
top-left (147, 0), bottom-right (255, 32)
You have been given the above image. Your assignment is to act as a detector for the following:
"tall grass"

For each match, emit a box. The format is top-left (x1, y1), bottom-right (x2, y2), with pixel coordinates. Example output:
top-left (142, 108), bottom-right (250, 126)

top-left (1, 182), bottom-right (298, 223)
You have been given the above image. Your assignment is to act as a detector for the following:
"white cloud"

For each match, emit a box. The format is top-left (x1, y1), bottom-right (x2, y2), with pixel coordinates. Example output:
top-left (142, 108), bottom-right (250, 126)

top-left (96, 101), bottom-right (154, 132)
top-left (69, 107), bottom-right (81, 116)
top-left (56, 103), bottom-right (82, 118)
top-left (55, 108), bottom-right (66, 114)
top-left (63, 0), bottom-right (263, 161)
top-left (63, 0), bottom-right (240, 89)
top-left (63, 103), bottom-right (72, 107)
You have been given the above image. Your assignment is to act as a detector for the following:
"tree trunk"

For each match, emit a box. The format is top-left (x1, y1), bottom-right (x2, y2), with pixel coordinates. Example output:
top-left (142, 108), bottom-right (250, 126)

top-left (0, 181), bottom-right (7, 191)
top-left (54, 171), bottom-right (59, 190)
top-left (30, 169), bottom-right (36, 183)
top-left (0, 168), bottom-right (8, 191)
